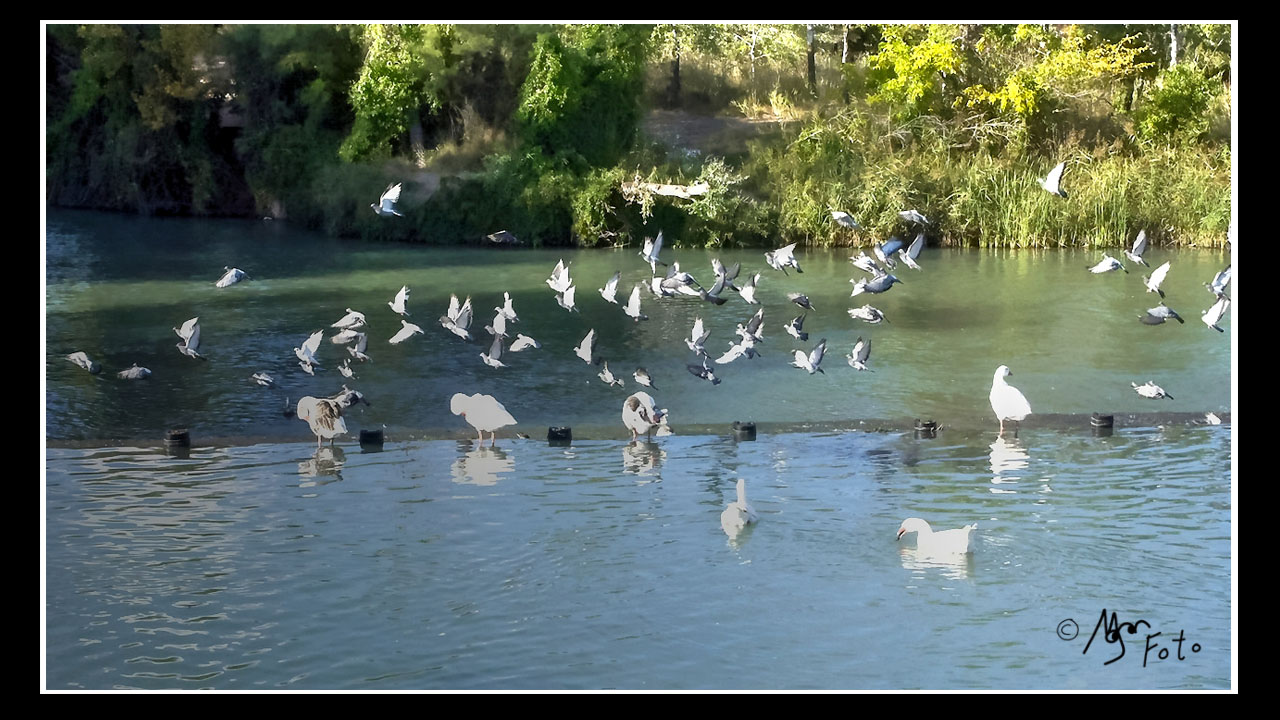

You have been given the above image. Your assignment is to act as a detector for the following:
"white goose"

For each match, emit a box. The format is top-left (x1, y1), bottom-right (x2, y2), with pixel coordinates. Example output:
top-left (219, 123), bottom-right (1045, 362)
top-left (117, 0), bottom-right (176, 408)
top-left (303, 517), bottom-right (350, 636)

top-left (896, 518), bottom-right (977, 556)
top-left (989, 365), bottom-right (1032, 436)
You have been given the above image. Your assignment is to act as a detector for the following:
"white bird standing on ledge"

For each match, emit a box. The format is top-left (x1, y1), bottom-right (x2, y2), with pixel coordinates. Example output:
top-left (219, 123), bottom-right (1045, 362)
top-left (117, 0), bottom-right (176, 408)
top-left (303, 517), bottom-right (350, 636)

top-left (451, 392), bottom-right (517, 446)
top-left (989, 365), bottom-right (1032, 437)
top-left (296, 395), bottom-right (348, 447)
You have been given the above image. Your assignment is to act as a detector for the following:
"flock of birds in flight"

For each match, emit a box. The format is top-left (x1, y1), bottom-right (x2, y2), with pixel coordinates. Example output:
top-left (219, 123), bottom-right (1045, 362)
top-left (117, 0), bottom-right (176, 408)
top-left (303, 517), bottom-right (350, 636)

top-left (60, 168), bottom-right (1232, 549)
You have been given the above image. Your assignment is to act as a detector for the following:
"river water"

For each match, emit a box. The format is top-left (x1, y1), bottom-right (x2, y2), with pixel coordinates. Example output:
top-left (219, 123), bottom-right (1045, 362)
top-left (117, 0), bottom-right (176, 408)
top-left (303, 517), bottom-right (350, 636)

top-left (44, 210), bottom-right (1235, 690)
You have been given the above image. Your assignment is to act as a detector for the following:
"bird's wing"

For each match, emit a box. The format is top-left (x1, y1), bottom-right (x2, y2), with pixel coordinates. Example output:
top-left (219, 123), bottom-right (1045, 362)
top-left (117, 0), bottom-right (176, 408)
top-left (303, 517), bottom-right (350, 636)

top-left (1132, 230), bottom-right (1148, 256)
top-left (691, 317), bottom-right (705, 342)
top-left (447, 294), bottom-right (460, 321)
top-left (746, 308), bottom-right (764, 336)
top-left (564, 286), bottom-right (576, 306)
top-left (653, 231), bottom-right (664, 257)
top-left (810, 339), bottom-right (828, 367)
top-left (382, 183), bottom-right (402, 204)
top-left (854, 337), bottom-right (870, 363)
top-left (456, 298), bottom-right (473, 329)
top-left (881, 236), bottom-right (906, 256)
top-left (1046, 161), bottom-right (1065, 191)
top-left (1150, 261), bottom-right (1172, 287)
top-left (627, 285), bottom-right (642, 313)
top-left (716, 345), bottom-right (744, 364)
top-left (605, 271), bottom-right (620, 295)
top-left (489, 335), bottom-right (504, 361)
top-left (907, 232), bottom-right (924, 260)
top-left (178, 317), bottom-right (199, 342)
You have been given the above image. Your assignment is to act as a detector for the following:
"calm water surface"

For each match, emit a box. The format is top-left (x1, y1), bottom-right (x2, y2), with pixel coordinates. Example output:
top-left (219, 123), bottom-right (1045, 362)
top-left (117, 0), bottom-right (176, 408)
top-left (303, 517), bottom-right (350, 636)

top-left (44, 211), bottom-right (1234, 689)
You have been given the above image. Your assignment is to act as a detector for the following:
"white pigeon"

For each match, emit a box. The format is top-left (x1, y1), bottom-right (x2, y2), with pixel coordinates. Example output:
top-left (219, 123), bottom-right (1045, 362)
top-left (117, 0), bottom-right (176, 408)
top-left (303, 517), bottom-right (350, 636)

top-left (634, 367), bottom-right (657, 390)
top-left (331, 308), bottom-right (367, 330)
top-left (847, 305), bottom-right (888, 324)
top-left (485, 309), bottom-right (508, 338)
top-left (497, 292), bottom-right (518, 323)
top-left (598, 360), bottom-right (624, 387)
top-left (331, 328), bottom-right (362, 345)
top-left (740, 272), bottom-right (761, 305)
top-left (898, 232), bottom-right (925, 270)
top-left (715, 341), bottom-right (751, 365)
top-left (791, 338), bottom-right (827, 375)
top-left (720, 478), bottom-right (759, 536)
top-left (846, 336), bottom-right (871, 371)
top-left (439, 294), bottom-right (473, 340)
top-left (574, 329), bottom-right (596, 364)
top-left (372, 183), bottom-right (403, 217)
top-left (508, 334), bottom-right (542, 352)
top-left (338, 358), bottom-right (356, 379)
top-left (116, 363), bottom-right (151, 380)
top-left (850, 251), bottom-right (883, 276)
top-left (293, 329), bottom-right (324, 368)
top-left (215, 266), bottom-right (247, 288)
top-left (388, 285), bottom-right (410, 316)
top-left (546, 258), bottom-right (573, 293)
top-left (556, 285), bottom-right (579, 313)
top-left (765, 242), bottom-right (802, 274)
top-left (623, 284), bottom-right (648, 321)
top-left (1206, 266), bottom-right (1231, 298)
top-left (1124, 230), bottom-right (1150, 267)
top-left (784, 314), bottom-right (808, 342)
top-left (346, 332), bottom-right (371, 362)
top-left (174, 317), bottom-right (205, 359)
top-left (831, 210), bottom-right (861, 230)
top-left (1087, 254), bottom-right (1128, 274)
top-left (389, 319), bottom-right (425, 345)
top-left (989, 365), bottom-right (1032, 436)
top-left (66, 351), bottom-right (101, 374)
top-left (897, 518), bottom-right (977, 556)
top-left (1039, 161), bottom-right (1068, 198)
top-left (639, 231), bottom-right (666, 275)
top-left (898, 209), bottom-right (930, 226)
top-left (1202, 296), bottom-right (1229, 332)
top-left (251, 372), bottom-right (275, 387)
top-left (686, 317), bottom-right (711, 357)
top-left (599, 270), bottom-right (621, 304)
top-left (1143, 261), bottom-right (1172, 298)
top-left (480, 335), bottom-right (507, 369)
top-left (1132, 381), bottom-right (1173, 400)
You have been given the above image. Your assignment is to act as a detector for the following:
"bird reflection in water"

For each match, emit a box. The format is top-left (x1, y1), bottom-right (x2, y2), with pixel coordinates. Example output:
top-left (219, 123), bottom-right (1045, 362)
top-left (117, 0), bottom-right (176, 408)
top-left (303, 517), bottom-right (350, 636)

top-left (622, 440), bottom-right (666, 477)
top-left (988, 436), bottom-right (1030, 493)
top-left (298, 445), bottom-right (345, 485)
top-left (451, 444), bottom-right (514, 486)
top-left (899, 548), bottom-right (974, 581)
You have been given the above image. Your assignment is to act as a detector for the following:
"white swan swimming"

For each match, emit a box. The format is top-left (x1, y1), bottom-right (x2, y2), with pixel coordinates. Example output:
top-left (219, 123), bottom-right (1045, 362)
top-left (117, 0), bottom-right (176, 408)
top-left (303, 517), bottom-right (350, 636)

top-left (720, 479), bottom-right (759, 537)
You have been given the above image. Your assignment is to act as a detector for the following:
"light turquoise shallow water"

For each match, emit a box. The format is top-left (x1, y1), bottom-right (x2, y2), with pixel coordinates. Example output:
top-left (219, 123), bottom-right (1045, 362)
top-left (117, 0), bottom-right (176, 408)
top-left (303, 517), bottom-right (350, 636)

top-left (45, 425), bottom-right (1231, 690)
top-left (44, 211), bottom-right (1235, 689)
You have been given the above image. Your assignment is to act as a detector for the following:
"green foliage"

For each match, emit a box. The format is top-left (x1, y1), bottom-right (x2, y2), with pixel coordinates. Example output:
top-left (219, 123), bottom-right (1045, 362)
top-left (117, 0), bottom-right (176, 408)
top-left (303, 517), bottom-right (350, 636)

top-left (1137, 64), bottom-right (1217, 144)
top-left (517, 25), bottom-right (653, 169)
top-left (867, 24), bottom-right (962, 120)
